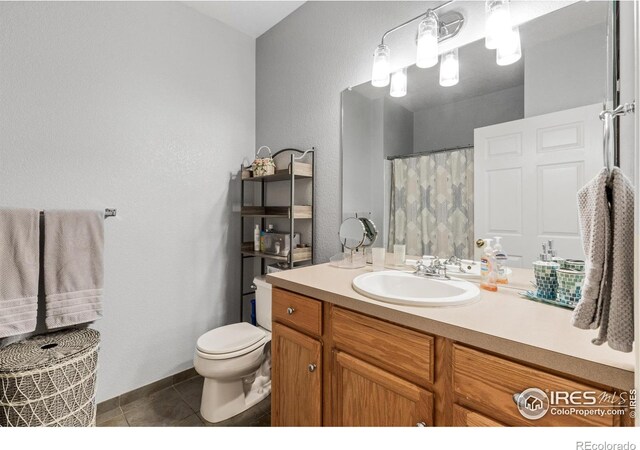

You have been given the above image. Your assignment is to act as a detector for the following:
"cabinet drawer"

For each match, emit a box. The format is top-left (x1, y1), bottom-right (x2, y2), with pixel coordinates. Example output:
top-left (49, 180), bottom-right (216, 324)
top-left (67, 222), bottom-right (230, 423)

top-left (272, 288), bottom-right (322, 336)
top-left (331, 307), bottom-right (434, 387)
top-left (453, 405), bottom-right (504, 427)
top-left (453, 344), bottom-right (619, 427)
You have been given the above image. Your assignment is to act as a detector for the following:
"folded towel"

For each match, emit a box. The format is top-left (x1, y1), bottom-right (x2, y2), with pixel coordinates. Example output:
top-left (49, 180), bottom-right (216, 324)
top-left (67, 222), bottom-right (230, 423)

top-left (44, 210), bottom-right (104, 329)
top-left (0, 208), bottom-right (40, 338)
top-left (572, 168), bottom-right (610, 330)
top-left (573, 168), bottom-right (634, 352)
top-left (594, 168), bottom-right (634, 352)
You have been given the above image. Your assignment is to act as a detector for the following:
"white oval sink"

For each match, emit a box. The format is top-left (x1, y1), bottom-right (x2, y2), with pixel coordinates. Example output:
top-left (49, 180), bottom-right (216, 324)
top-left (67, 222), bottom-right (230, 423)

top-left (352, 271), bottom-right (480, 307)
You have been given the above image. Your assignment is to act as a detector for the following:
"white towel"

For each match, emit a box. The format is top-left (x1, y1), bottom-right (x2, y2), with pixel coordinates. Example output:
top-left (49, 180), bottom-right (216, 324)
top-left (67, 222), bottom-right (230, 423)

top-left (573, 168), bottom-right (634, 352)
top-left (44, 210), bottom-right (104, 329)
top-left (0, 208), bottom-right (40, 338)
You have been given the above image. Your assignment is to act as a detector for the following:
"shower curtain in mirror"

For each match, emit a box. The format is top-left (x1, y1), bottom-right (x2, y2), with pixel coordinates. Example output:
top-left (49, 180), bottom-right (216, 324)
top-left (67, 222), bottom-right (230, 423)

top-left (388, 149), bottom-right (474, 259)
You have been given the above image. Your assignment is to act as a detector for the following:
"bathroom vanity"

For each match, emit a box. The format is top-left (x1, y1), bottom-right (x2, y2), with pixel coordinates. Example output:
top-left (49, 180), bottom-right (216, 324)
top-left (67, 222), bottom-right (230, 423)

top-left (267, 264), bottom-right (634, 427)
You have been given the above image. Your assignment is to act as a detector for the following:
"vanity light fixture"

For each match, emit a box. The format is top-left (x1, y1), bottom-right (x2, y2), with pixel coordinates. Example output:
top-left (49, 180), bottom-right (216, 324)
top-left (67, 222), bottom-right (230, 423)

top-left (370, 0), bottom-right (522, 93)
top-left (416, 11), bottom-right (439, 68)
top-left (370, 0), bottom-right (464, 92)
top-left (485, 0), bottom-right (513, 50)
top-left (372, 44), bottom-right (391, 87)
top-left (439, 48), bottom-right (459, 87)
top-left (496, 26), bottom-right (521, 66)
top-left (390, 67), bottom-right (408, 97)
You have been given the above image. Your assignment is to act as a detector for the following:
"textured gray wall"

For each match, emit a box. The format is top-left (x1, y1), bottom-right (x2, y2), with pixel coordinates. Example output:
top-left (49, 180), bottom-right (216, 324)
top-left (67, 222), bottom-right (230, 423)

top-left (0, 2), bottom-right (255, 402)
top-left (413, 85), bottom-right (525, 153)
top-left (524, 24), bottom-right (607, 118)
top-left (256, 1), bottom-right (566, 261)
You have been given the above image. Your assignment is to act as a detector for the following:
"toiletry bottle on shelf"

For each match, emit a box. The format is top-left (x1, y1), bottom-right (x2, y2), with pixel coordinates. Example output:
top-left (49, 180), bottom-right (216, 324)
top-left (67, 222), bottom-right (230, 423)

top-left (480, 238), bottom-right (498, 292)
top-left (254, 225), bottom-right (261, 252)
top-left (494, 236), bottom-right (509, 284)
top-left (260, 229), bottom-right (265, 252)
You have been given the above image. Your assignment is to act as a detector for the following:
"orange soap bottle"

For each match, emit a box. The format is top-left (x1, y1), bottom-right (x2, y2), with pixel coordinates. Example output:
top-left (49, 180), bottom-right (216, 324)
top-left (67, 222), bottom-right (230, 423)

top-left (480, 238), bottom-right (498, 292)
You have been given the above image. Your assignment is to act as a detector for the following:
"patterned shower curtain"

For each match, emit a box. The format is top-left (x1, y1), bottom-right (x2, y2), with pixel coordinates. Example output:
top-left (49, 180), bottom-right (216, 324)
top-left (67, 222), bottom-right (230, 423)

top-left (388, 149), bottom-right (474, 258)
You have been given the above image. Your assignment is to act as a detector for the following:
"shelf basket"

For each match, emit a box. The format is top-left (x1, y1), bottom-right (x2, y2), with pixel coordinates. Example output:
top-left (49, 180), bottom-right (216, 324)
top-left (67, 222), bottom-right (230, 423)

top-left (0, 329), bottom-right (100, 427)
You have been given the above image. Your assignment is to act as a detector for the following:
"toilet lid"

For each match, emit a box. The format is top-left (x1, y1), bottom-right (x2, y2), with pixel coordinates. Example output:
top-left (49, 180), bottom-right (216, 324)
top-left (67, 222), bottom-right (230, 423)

top-left (196, 323), bottom-right (266, 354)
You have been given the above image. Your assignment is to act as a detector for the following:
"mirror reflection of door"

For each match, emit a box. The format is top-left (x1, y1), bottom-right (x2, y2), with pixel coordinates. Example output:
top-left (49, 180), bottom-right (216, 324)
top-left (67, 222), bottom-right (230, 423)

top-left (341, 1), bottom-right (614, 265)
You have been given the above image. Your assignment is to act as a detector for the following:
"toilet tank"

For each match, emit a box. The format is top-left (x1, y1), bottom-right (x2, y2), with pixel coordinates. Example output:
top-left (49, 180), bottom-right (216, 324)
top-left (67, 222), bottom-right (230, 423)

top-left (253, 276), bottom-right (272, 331)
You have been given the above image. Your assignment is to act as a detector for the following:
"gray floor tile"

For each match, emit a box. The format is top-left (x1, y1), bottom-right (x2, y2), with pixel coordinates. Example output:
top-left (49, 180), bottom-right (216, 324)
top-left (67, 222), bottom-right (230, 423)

top-left (123, 387), bottom-right (193, 427)
top-left (176, 414), bottom-right (204, 427)
top-left (251, 413), bottom-right (272, 427)
top-left (98, 413), bottom-right (129, 427)
top-left (174, 376), bottom-right (204, 412)
top-left (96, 406), bottom-right (124, 425)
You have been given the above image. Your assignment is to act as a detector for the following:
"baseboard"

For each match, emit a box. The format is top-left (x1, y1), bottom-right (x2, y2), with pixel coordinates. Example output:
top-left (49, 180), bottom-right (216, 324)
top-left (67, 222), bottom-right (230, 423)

top-left (97, 367), bottom-right (198, 414)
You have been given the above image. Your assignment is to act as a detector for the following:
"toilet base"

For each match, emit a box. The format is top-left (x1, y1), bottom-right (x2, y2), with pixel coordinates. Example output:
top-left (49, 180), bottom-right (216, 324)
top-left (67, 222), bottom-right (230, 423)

top-left (200, 374), bottom-right (271, 424)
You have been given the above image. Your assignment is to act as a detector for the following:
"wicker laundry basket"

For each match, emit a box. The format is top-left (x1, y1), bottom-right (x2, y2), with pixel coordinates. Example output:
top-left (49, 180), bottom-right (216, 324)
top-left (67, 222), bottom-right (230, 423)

top-left (0, 329), bottom-right (100, 427)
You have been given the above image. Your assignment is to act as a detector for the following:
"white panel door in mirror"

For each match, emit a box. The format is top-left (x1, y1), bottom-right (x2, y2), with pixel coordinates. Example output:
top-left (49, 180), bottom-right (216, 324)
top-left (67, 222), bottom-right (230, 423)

top-left (487, 168), bottom-right (522, 235)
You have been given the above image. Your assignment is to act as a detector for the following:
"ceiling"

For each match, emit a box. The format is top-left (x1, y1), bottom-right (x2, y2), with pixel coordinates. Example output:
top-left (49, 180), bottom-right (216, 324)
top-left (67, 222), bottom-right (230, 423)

top-left (183, 1), bottom-right (305, 38)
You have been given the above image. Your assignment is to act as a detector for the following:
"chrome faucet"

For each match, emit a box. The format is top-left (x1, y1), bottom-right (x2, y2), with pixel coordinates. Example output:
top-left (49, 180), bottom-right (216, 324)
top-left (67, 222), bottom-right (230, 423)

top-left (414, 258), bottom-right (450, 280)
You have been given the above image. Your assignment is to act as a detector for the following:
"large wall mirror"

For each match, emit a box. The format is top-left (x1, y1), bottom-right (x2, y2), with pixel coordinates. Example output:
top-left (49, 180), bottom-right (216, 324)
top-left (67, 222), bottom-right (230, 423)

top-left (341, 1), bottom-right (616, 267)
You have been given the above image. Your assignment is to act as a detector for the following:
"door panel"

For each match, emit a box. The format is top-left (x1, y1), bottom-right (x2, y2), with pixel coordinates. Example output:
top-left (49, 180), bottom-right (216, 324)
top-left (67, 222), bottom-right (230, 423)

top-left (333, 351), bottom-right (433, 427)
top-left (272, 323), bottom-right (322, 426)
top-left (474, 103), bottom-right (602, 266)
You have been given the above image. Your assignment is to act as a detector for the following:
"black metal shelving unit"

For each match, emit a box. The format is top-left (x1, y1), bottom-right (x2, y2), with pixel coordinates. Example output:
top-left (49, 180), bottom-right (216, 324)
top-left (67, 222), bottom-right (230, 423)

top-left (239, 148), bottom-right (315, 322)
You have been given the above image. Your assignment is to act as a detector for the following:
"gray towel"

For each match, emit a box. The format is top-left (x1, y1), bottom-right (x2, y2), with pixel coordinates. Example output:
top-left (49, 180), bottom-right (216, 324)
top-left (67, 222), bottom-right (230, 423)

top-left (573, 168), bottom-right (634, 352)
top-left (572, 169), bottom-right (610, 330)
top-left (0, 208), bottom-right (40, 338)
top-left (44, 210), bottom-right (104, 329)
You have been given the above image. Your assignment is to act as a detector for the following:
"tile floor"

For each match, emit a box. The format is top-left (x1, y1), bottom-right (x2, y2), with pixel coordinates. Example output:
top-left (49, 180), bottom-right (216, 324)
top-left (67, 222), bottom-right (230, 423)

top-left (96, 376), bottom-right (271, 427)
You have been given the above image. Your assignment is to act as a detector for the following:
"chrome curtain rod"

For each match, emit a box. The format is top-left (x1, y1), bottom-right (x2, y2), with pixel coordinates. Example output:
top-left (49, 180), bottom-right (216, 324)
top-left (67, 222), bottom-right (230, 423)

top-left (39, 209), bottom-right (117, 218)
top-left (386, 144), bottom-right (473, 161)
top-left (380, 0), bottom-right (454, 45)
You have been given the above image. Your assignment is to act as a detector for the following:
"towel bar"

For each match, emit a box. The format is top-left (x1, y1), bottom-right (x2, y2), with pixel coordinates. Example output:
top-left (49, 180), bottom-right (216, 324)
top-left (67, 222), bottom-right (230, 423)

top-left (39, 209), bottom-right (116, 219)
top-left (599, 101), bottom-right (635, 178)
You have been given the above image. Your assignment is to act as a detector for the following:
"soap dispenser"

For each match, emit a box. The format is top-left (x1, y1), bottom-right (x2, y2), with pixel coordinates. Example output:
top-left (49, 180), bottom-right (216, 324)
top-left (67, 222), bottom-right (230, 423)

top-left (480, 238), bottom-right (498, 292)
top-left (493, 236), bottom-right (508, 284)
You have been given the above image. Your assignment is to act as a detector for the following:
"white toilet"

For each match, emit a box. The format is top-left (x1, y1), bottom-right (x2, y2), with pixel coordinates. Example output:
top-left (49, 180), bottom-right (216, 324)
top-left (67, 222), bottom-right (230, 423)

top-left (194, 276), bottom-right (272, 423)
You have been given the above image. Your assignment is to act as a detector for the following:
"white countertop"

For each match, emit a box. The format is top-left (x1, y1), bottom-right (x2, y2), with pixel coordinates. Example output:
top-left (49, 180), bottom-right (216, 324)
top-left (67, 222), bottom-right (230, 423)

top-left (267, 262), bottom-right (635, 390)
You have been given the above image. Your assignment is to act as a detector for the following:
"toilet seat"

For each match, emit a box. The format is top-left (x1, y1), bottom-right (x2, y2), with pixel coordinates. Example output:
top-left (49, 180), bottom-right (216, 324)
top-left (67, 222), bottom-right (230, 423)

top-left (196, 323), bottom-right (267, 360)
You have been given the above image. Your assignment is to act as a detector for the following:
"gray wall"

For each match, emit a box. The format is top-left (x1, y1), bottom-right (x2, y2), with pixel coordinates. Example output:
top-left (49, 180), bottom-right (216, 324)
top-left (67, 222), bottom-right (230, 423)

top-left (384, 100), bottom-right (414, 158)
top-left (342, 90), bottom-right (375, 219)
top-left (0, 2), bottom-right (255, 402)
top-left (413, 85), bottom-right (524, 152)
top-left (257, 1), bottom-right (564, 261)
top-left (524, 24), bottom-right (607, 117)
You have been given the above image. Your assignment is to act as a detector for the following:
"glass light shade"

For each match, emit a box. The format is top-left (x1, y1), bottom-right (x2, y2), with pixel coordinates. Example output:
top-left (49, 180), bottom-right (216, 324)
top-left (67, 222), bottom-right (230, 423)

top-left (485, 0), bottom-right (512, 50)
top-left (496, 27), bottom-right (521, 66)
top-left (416, 14), bottom-right (438, 69)
top-left (371, 44), bottom-right (391, 87)
top-left (389, 68), bottom-right (407, 97)
top-left (439, 48), bottom-right (459, 87)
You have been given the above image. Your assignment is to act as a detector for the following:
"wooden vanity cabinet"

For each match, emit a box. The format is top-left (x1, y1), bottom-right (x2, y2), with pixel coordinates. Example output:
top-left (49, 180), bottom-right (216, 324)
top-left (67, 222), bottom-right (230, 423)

top-left (271, 287), bottom-right (631, 427)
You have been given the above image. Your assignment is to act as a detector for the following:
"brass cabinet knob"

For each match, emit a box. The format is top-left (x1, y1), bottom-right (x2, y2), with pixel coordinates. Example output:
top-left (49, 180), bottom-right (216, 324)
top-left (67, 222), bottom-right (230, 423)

top-left (287, 307), bottom-right (295, 315)
top-left (308, 363), bottom-right (317, 373)
top-left (476, 239), bottom-right (485, 248)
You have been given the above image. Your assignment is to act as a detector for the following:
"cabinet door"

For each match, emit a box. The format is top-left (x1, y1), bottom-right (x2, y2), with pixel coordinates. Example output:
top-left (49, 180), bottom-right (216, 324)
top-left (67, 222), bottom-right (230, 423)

top-left (333, 351), bottom-right (433, 427)
top-left (272, 323), bottom-right (322, 426)
top-left (453, 405), bottom-right (505, 427)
